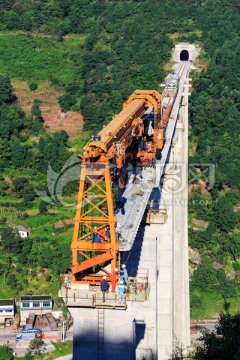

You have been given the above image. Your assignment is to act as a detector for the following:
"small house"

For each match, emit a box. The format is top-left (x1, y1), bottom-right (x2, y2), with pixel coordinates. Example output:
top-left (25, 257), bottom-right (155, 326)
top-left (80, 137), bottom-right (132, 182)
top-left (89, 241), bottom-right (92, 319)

top-left (15, 225), bottom-right (29, 238)
top-left (0, 298), bottom-right (15, 326)
top-left (20, 295), bottom-right (53, 323)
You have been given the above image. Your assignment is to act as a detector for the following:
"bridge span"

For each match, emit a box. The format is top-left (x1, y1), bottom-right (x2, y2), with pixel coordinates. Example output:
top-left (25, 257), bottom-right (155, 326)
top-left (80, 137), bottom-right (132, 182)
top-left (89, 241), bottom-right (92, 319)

top-left (59, 59), bottom-right (192, 359)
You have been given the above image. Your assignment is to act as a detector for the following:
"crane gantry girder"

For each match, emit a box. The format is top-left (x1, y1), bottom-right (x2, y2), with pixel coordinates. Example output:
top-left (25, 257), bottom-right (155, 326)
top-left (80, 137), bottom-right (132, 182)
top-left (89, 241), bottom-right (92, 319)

top-left (70, 90), bottom-right (163, 285)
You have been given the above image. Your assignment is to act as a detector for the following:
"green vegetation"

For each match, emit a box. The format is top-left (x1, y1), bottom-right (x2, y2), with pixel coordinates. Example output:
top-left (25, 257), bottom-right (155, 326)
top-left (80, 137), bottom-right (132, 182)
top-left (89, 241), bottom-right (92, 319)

top-left (58, 94), bottom-right (77, 113)
top-left (0, 34), bottom-right (79, 85)
top-left (0, 0), bottom-right (238, 321)
top-left (0, 75), bottom-right (75, 296)
top-left (48, 341), bottom-right (73, 358)
top-left (171, 308), bottom-right (240, 359)
top-left (0, 345), bottom-right (14, 360)
top-left (189, 190), bottom-right (240, 318)
top-left (28, 339), bottom-right (46, 356)
top-left (196, 310), bottom-right (240, 360)
top-left (187, 4), bottom-right (240, 318)
top-left (18, 341), bottom-right (72, 360)
top-left (29, 82), bottom-right (38, 91)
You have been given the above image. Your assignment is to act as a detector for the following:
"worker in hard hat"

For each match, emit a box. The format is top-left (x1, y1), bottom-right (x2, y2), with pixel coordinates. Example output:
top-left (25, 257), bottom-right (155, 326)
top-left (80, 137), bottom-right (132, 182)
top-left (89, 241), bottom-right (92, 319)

top-left (120, 264), bottom-right (128, 285)
top-left (150, 199), bottom-right (154, 209)
top-left (118, 280), bottom-right (126, 304)
top-left (100, 276), bottom-right (109, 303)
top-left (93, 226), bottom-right (101, 243)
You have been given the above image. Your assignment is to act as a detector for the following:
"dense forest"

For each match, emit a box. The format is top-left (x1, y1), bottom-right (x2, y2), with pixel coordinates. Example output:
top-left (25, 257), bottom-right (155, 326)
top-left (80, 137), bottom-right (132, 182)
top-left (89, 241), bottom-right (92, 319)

top-left (0, 0), bottom-right (239, 319)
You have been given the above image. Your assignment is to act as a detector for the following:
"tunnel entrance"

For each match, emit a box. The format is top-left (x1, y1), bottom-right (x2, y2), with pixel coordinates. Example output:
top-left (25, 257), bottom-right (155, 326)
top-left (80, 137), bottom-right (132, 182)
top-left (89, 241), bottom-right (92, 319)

top-left (180, 49), bottom-right (189, 61)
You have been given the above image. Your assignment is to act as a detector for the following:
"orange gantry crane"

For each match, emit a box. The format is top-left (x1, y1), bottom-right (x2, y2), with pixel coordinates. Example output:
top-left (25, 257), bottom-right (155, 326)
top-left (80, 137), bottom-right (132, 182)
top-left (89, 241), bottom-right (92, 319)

top-left (71, 89), bottom-right (172, 286)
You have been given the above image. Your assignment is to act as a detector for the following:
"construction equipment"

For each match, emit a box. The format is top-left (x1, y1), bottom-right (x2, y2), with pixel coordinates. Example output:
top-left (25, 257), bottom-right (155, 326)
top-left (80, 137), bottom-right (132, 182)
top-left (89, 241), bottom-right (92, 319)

top-left (71, 65), bottom-right (186, 286)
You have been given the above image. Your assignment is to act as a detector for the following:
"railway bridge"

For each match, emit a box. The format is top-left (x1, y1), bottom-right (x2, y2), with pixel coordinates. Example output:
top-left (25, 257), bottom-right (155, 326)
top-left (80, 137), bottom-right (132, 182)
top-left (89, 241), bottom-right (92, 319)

top-left (59, 44), bottom-right (195, 359)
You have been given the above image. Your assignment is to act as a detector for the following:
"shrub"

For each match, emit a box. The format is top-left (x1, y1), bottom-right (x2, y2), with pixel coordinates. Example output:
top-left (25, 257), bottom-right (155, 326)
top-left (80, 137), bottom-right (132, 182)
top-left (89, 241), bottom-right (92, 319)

top-left (58, 94), bottom-right (77, 112)
top-left (39, 201), bottom-right (47, 214)
top-left (29, 82), bottom-right (38, 91)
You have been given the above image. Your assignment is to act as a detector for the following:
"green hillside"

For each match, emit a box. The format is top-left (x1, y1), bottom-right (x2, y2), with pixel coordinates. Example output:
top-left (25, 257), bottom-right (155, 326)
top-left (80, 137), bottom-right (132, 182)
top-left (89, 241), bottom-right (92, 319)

top-left (0, 0), bottom-right (239, 319)
top-left (0, 33), bottom-right (80, 84)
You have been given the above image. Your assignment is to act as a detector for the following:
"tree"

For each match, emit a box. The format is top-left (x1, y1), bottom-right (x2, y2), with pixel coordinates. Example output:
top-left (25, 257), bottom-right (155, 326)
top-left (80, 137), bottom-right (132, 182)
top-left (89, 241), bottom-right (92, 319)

top-left (21, 184), bottom-right (36, 205)
top-left (62, 303), bottom-right (68, 318)
top-left (39, 201), bottom-right (47, 214)
top-left (29, 82), bottom-right (38, 91)
top-left (205, 222), bottom-right (217, 236)
top-left (6, 273), bottom-right (18, 288)
top-left (169, 339), bottom-right (185, 360)
top-left (0, 227), bottom-right (23, 255)
top-left (212, 196), bottom-right (238, 232)
top-left (58, 94), bottom-right (77, 112)
top-left (0, 76), bottom-right (15, 104)
top-left (28, 339), bottom-right (46, 355)
top-left (11, 138), bottom-right (27, 167)
top-left (195, 311), bottom-right (240, 359)
top-left (0, 345), bottom-right (14, 360)
top-left (190, 261), bottom-right (218, 293)
top-left (59, 130), bottom-right (69, 143)
top-left (13, 177), bottom-right (28, 193)
top-left (19, 13), bottom-right (32, 31)
top-left (24, 352), bottom-right (34, 360)
top-left (31, 99), bottom-right (42, 121)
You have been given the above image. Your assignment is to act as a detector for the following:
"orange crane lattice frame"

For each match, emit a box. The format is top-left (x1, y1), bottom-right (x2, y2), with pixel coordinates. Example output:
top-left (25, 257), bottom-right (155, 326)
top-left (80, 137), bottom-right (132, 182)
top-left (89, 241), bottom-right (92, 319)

top-left (71, 90), bottom-right (162, 285)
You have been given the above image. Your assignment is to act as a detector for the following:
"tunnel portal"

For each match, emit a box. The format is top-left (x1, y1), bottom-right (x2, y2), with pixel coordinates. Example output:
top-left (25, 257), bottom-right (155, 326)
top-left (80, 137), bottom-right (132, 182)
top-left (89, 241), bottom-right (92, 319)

top-left (180, 50), bottom-right (189, 61)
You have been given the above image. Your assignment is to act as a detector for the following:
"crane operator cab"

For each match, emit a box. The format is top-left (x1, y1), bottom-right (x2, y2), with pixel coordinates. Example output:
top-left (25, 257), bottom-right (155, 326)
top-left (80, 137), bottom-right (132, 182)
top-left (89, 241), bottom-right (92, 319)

top-left (93, 135), bottom-right (101, 142)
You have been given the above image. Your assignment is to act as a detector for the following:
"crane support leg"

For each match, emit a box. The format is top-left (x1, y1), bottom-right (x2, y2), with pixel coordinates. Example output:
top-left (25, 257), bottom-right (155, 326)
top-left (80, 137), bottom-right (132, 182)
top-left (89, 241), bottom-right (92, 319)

top-left (71, 163), bottom-right (119, 284)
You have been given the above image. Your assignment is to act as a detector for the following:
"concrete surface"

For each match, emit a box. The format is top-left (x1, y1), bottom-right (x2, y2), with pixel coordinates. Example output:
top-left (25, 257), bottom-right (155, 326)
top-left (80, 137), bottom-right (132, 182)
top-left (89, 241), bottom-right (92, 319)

top-left (173, 43), bottom-right (200, 62)
top-left (55, 355), bottom-right (72, 360)
top-left (0, 327), bottom-right (73, 358)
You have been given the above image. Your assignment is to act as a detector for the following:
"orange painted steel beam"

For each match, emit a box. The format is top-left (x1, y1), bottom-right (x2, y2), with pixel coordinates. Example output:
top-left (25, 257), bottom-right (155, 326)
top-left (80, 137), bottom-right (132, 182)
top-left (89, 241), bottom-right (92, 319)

top-left (71, 252), bottom-right (113, 275)
top-left (84, 91), bottom-right (161, 160)
top-left (73, 275), bottom-right (106, 284)
top-left (71, 163), bottom-right (119, 284)
top-left (98, 99), bottom-right (145, 148)
top-left (74, 241), bottom-right (118, 251)
top-left (70, 89), bottom-right (163, 285)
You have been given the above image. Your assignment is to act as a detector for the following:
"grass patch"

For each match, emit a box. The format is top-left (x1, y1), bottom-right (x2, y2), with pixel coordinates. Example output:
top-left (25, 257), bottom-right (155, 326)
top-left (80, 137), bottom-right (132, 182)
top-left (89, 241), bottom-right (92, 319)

top-left (67, 132), bottom-right (91, 154)
top-left (191, 291), bottom-right (240, 319)
top-left (17, 340), bottom-right (72, 360)
top-left (51, 340), bottom-right (73, 357)
top-left (0, 33), bottom-right (81, 85)
top-left (0, 275), bottom-right (14, 298)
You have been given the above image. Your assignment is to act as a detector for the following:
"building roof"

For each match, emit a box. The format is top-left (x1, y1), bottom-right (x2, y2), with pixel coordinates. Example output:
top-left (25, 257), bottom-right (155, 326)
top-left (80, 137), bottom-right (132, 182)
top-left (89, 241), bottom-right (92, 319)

top-left (21, 295), bottom-right (52, 301)
top-left (0, 299), bottom-right (15, 306)
top-left (15, 225), bottom-right (28, 232)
